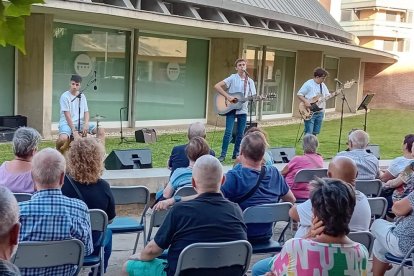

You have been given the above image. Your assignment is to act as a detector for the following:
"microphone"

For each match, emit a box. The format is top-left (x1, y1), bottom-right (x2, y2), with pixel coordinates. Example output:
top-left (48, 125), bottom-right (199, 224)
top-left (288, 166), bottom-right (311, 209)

top-left (93, 70), bottom-right (97, 91)
top-left (334, 78), bottom-right (343, 85)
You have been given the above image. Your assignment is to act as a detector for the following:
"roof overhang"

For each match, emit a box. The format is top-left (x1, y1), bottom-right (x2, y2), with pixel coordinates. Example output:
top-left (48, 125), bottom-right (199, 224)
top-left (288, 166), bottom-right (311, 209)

top-left (33, 0), bottom-right (398, 64)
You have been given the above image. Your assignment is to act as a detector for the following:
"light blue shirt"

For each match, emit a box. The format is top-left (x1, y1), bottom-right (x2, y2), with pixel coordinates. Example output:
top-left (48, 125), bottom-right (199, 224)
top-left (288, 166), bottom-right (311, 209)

top-left (297, 79), bottom-right (330, 109)
top-left (223, 73), bottom-right (256, 114)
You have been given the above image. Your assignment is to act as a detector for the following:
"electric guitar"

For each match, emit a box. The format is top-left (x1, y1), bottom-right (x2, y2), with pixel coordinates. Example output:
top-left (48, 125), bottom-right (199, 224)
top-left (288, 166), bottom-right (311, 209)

top-left (214, 92), bottom-right (275, 116)
top-left (298, 80), bottom-right (356, 121)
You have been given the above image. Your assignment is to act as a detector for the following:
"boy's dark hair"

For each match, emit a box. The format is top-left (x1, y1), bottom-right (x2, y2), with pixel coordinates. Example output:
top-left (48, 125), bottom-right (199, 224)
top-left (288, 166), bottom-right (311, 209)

top-left (313, 67), bottom-right (329, 78)
top-left (70, 74), bottom-right (82, 83)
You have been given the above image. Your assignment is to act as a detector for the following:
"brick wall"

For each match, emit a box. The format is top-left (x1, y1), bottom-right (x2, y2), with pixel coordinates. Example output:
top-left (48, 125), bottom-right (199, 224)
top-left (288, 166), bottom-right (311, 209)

top-left (364, 53), bottom-right (414, 109)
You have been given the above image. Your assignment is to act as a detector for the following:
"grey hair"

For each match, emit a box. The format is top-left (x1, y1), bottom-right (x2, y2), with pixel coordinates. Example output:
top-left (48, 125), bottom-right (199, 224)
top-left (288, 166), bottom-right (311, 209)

top-left (12, 127), bottom-right (41, 158)
top-left (187, 122), bottom-right (206, 140)
top-left (0, 187), bottom-right (19, 239)
top-left (32, 148), bottom-right (66, 187)
top-left (348, 130), bottom-right (369, 149)
top-left (302, 134), bottom-right (319, 154)
top-left (193, 155), bottom-right (223, 190)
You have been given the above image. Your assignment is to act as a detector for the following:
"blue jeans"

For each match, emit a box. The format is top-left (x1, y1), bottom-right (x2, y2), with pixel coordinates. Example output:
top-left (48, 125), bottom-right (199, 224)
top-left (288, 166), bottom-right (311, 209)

top-left (220, 111), bottom-right (247, 158)
top-left (252, 257), bottom-right (272, 276)
top-left (304, 111), bottom-right (324, 135)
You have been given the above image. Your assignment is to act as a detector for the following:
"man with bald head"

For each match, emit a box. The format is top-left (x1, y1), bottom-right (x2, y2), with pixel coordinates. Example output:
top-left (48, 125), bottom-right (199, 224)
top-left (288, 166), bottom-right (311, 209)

top-left (290, 156), bottom-right (371, 237)
top-left (336, 129), bottom-right (380, 180)
top-left (122, 155), bottom-right (247, 276)
top-left (19, 148), bottom-right (93, 275)
top-left (167, 122), bottom-right (215, 175)
top-left (0, 186), bottom-right (21, 275)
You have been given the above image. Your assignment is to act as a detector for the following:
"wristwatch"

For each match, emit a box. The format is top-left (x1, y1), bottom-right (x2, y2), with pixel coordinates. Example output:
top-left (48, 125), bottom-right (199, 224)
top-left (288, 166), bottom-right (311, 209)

top-left (173, 195), bottom-right (182, 203)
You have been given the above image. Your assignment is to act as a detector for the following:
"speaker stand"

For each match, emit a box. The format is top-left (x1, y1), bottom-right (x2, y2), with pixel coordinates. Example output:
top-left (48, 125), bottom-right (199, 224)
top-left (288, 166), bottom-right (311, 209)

top-left (119, 107), bottom-right (132, 144)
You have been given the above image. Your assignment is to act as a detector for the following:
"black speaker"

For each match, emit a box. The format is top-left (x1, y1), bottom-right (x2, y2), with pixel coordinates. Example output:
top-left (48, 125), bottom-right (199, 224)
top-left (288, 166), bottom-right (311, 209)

top-left (104, 149), bottom-right (152, 170)
top-left (231, 121), bottom-right (258, 144)
top-left (135, 128), bottom-right (157, 143)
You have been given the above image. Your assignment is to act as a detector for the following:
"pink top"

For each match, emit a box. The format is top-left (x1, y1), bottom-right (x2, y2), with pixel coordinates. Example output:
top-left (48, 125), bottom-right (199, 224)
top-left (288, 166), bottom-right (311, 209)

top-left (284, 153), bottom-right (324, 199)
top-left (0, 161), bottom-right (35, 193)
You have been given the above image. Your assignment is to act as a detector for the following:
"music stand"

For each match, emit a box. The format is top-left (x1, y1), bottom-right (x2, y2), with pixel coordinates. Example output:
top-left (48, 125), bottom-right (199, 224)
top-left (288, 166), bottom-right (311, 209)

top-left (357, 93), bottom-right (375, 131)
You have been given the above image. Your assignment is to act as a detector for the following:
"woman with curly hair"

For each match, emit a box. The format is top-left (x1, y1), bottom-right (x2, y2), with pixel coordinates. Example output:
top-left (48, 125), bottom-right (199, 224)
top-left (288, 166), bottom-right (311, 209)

top-left (252, 178), bottom-right (368, 276)
top-left (61, 137), bottom-right (115, 275)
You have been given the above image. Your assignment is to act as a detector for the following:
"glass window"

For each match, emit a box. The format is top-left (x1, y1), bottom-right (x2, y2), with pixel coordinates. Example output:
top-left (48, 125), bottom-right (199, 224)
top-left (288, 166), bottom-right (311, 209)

top-left (135, 34), bottom-right (209, 120)
top-left (0, 46), bottom-right (14, 115)
top-left (52, 23), bottom-right (130, 122)
top-left (262, 50), bottom-right (296, 115)
top-left (323, 56), bottom-right (339, 109)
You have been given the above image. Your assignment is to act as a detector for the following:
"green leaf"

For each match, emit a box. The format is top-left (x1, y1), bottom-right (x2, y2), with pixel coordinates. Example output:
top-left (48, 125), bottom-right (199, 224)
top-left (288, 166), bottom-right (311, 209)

top-left (3, 16), bottom-right (26, 54)
top-left (0, 2), bottom-right (5, 22)
top-left (5, 4), bottom-right (31, 17)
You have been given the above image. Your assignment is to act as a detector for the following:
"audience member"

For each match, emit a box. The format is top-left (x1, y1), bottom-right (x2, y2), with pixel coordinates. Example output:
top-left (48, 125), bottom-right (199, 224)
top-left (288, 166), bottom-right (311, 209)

top-left (156, 137), bottom-right (210, 201)
top-left (122, 155), bottom-right (247, 276)
top-left (290, 156), bottom-right (370, 238)
top-left (371, 190), bottom-right (414, 276)
top-left (0, 127), bottom-right (41, 193)
top-left (61, 137), bottom-right (115, 275)
top-left (19, 148), bottom-right (93, 275)
top-left (253, 178), bottom-right (368, 276)
top-left (336, 129), bottom-right (379, 180)
top-left (234, 127), bottom-right (274, 167)
top-left (281, 134), bottom-right (323, 201)
top-left (0, 186), bottom-right (21, 275)
top-left (380, 134), bottom-right (414, 182)
top-left (221, 132), bottom-right (295, 242)
top-left (167, 122), bottom-right (214, 174)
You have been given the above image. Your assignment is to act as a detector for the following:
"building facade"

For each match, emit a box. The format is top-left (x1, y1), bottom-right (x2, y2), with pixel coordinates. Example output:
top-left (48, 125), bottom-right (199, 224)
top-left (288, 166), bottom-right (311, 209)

top-left (339, 0), bottom-right (414, 109)
top-left (0, 0), bottom-right (395, 138)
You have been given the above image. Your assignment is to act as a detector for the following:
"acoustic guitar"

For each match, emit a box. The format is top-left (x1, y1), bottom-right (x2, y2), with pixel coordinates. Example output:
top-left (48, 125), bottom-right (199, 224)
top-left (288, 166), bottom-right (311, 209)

top-left (214, 92), bottom-right (274, 116)
top-left (298, 80), bottom-right (356, 121)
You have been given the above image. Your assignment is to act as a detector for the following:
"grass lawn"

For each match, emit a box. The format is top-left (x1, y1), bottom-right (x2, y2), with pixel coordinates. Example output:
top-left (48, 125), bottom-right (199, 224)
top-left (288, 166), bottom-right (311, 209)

top-left (0, 109), bottom-right (411, 167)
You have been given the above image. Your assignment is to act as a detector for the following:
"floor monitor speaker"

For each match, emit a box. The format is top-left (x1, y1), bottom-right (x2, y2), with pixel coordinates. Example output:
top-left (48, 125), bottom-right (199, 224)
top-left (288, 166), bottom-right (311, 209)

top-left (105, 149), bottom-right (152, 170)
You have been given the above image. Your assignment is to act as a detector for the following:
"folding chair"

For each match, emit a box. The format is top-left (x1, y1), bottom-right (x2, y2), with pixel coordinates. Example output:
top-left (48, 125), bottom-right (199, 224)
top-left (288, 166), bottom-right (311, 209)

top-left (83, 209), bottom-right (108, 276)
top-left (12, 239), bottom-right (85, 275)
top-left (355, 180), bottom-right (382, 197)
top-left (108, 186), bottom-right (150, 253)
top-left (174, 240), bottom-right (252, 276)
top-left (366, 144), bottom-right (380, 160)
top-left (385, 245), bottom-right (414, 276)
top-left (175, 186), bottom-right (197, 197)
top-left (367, 197), bottom-right (388, 219)
top-left (243, 202), bottom-right (293, 254)
top-left (293, 168), bottom-right (328, 183)
top-left (147, 208), bottom-right (170, 259)
top-left (269, 147), bottom-right (296, 163)
top-left (13, 193), bottom-right (32, 202)
top-left (348, 231), bottom-right (375, 255)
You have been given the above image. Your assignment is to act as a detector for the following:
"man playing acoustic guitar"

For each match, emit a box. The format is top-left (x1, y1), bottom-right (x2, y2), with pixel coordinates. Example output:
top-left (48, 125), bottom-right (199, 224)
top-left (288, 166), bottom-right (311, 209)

top-left (215, 58), bottom-right (256, 162)
top-left (297, 67), bottom-right (330, 135)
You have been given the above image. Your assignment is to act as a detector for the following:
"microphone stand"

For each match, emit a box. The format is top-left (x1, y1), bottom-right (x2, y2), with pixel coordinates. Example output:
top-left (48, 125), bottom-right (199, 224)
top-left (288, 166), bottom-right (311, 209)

top-left (119, 106), bottom-right (131, 144)
top-left (337, 84), bottom-right (352, 152)
top-left (71, 75), bottom-right (96, 134)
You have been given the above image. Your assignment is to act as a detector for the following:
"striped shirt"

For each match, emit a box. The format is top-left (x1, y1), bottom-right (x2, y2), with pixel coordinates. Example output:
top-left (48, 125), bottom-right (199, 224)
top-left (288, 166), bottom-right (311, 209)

top-left (19, 189), bottom-right (93, 276)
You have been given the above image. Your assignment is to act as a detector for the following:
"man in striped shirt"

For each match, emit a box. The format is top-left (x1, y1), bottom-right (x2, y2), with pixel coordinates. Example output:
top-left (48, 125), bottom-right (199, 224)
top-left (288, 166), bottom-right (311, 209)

top-left (19, 148), bottom-right (93, 276)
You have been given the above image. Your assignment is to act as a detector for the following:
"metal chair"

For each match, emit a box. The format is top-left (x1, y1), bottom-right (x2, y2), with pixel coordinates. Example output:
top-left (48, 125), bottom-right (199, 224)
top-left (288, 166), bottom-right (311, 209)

top-left (385, 246), bottom-right (414, 276)
top-left (174, 240), bottom-right (252, 276)
top-left (83, 209), bottom-right (108, 276)
top-left (147, 208), bottom-right (170, 259)
top-left (269, 147), bottom-right (296, 163)
top-left (293, 168), bottom-right (328, 183)
top-left (243, 202), bottom-right (293, 254)
top-left (108, 186), bottom-right (150, 253)
top-left (355, 180), bottom-right (382, 197)
top-left (348, 231), bottom-right (375, 255)
top-left (366, 144), bottom-right (380, 159)
top-left (367, 197), bottom-right (388, 220)
top-left (12, 239), bottom-right (85, 275)
top-left (175, 186), bottom-right (197, 197)
top-left (13, 193), bottom-right (32, 202)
